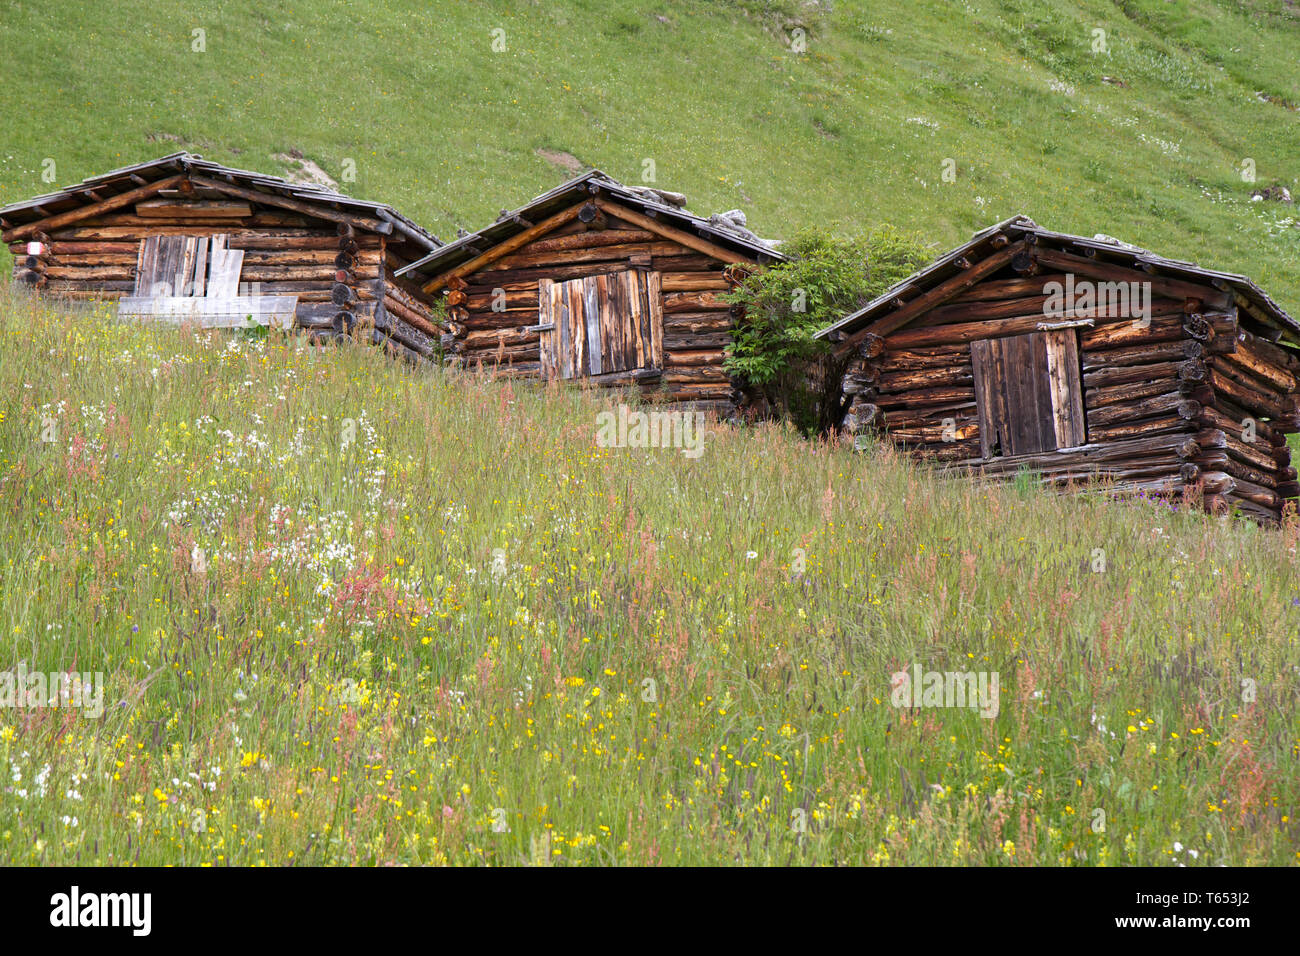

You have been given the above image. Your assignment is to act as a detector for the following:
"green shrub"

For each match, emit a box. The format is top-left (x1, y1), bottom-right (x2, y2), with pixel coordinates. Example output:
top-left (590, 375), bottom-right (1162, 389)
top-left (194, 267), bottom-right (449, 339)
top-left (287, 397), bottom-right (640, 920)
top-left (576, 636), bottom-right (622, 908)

top-left (725, 225), bottom-right (932, 433)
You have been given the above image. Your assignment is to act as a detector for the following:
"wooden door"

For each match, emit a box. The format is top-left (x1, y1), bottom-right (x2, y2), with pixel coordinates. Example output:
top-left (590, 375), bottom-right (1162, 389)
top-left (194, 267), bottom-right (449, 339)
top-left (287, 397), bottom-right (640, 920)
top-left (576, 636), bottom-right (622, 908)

top-left (538, 270), bottom-right (664, 380)
top-left (970, 329), bottom-right (1085, 458)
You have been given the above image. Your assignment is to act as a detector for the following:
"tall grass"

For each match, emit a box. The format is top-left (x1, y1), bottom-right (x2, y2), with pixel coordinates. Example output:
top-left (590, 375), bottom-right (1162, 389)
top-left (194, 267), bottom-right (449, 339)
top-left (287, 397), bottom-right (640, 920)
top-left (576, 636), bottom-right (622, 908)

top-left (0, 290), bottom-right (1296, 864)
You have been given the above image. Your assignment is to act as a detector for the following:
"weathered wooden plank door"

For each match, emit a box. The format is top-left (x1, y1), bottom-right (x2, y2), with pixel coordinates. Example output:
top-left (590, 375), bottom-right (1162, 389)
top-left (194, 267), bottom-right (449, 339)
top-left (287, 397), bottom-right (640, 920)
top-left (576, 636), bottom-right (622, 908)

top-left (538, 279), bottom-right (556, 376)
top-left (1042, 329), bottom-right (1086, 448)
top-left (970, 329), bottom-right (1085, 458)
top-left (205, 236), bottom-right (244, 299)
top-left (134, 236), bottom-right (160, 295)
top-left (538, 270), bottom-right (664, 380)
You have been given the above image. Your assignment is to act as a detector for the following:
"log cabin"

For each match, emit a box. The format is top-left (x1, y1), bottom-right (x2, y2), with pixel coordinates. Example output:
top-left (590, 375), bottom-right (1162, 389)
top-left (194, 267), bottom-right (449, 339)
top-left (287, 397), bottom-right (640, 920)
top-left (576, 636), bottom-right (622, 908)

top-left (816, 216), bottom-right (1300, 522)
top-left (395, 169), bottom-right (785, 415)
top-left (1, 152), bottom-right (445, 363)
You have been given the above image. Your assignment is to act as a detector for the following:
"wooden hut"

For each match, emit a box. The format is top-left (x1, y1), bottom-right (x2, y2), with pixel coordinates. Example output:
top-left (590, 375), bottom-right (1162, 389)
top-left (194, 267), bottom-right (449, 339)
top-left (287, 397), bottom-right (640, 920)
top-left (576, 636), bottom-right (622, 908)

top-left (396, 170), bottom-right (784, 415)
top-left (1, 152), bottom-right (444, 362)
top-left (816, 216), bottom-right (1300, 522)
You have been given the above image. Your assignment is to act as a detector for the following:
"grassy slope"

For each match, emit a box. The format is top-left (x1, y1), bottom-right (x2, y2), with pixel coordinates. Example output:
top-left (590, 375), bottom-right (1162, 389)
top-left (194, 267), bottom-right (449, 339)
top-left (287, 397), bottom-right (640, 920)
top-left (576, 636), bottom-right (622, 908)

top-left (0, 1), bottom-right (1298, 866)
top-left (0, 292), bottom-right (1298, 865)
top-left (0, 0), bottom-right (1297, 292)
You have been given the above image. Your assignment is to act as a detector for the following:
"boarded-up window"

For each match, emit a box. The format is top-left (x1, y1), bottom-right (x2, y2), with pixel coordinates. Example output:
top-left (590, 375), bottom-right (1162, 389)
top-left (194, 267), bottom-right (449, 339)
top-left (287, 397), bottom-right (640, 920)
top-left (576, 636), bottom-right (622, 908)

top-left (134, 235), bottom-right (245, 298)
top-left (970, 329), bottom-right (1085, 457)
top-left (120, 235), bottom-right (296, 326)
top-left (537, 270), bottom-right (664, 380)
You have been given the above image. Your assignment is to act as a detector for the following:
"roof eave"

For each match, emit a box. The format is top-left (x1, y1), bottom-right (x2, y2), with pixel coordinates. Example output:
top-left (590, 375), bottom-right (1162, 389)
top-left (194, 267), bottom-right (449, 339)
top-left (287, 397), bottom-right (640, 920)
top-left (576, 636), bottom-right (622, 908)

top-left (0, 151), bottom-right (440, 250)
top-left (396, 172), bottom-right (784, 282)
top-left (814, 216), bottom-right (1300, 345)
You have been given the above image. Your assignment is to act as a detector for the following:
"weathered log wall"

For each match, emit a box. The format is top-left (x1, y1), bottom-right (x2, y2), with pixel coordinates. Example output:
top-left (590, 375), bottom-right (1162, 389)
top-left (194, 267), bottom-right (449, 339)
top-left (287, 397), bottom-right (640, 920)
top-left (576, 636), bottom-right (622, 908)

top-left (8, 201), bottom-right (442, 363)
top-left (438, 208), bottom-right (744, 414)
top-left (840, 252), bottom-right (1300, 522)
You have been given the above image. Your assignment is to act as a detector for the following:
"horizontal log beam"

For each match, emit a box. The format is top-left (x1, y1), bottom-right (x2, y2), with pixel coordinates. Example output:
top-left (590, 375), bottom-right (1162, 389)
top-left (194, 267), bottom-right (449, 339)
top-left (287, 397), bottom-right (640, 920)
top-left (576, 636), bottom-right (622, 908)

top-left (420, 203), bottom-right (586, 294)
top-left (593, 198), bottom-right (755, 269)
top-left (1031, 247), bottom-right (1232, 310)
top-left (134, 199), bottom-right (253, 219)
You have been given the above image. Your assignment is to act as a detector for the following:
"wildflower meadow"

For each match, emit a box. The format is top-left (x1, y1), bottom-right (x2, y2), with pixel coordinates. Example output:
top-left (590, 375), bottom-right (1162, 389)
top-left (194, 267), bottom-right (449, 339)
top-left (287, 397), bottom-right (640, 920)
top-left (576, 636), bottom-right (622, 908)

top-left (0, 290), bottom-right (1296, 865)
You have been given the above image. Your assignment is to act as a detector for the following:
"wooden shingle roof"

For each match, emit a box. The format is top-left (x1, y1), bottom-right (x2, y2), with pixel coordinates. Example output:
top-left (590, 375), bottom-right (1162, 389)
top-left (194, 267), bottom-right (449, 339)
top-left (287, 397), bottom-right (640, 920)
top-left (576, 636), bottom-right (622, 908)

top-left (815, 215), bottom-right (1300, 346)
top-left (395, 169), bottom-right (785, 284)
top-left (0, 152), bottom-right (442, 256)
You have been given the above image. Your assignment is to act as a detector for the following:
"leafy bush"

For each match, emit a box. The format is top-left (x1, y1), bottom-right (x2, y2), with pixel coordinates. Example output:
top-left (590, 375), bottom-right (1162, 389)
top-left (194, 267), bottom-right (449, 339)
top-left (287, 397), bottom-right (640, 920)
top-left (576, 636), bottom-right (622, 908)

top-left (725, 225), bottom-right (932, 432)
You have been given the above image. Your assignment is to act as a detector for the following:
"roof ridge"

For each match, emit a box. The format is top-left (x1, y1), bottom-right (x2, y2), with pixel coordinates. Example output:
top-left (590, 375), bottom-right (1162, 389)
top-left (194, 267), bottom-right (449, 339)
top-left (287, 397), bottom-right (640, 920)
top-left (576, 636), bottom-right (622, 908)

top-left (0, 151), bottom-right (441, 250)
top-left (397, 172), bottom-right (785, 279)
top-left (815, 215), bottom-right (1298, 343)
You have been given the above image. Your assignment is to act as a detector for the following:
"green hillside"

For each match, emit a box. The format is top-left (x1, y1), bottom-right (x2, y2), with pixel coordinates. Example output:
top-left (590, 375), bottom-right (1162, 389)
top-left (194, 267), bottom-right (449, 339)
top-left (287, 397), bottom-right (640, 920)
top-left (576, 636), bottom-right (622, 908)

top-left (2, 0), bottom-right (1298, 299)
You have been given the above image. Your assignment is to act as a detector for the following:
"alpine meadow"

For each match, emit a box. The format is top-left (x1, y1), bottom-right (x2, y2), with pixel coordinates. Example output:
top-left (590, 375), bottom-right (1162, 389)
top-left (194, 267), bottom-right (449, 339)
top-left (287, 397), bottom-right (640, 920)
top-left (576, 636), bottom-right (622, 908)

top-left (0, 0), bottom-right (1298, 870)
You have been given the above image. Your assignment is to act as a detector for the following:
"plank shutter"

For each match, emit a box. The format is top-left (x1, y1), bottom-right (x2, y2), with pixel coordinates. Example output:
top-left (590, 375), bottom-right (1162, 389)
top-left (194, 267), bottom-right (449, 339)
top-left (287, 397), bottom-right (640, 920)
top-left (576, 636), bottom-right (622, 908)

top-left (205, 235), bottom-right (245, 298)
top-left (1043, 330), bottom-right (1086, 448)
top-left (134, 235), bottom-right (242, 298)
top-left (537, 270), bottom-right (664, 380)
top-left (134, 235), bottom-right (223, 297)
top-left (970, 329), bottom-right (1085, 457)
top-left (134, 236), bottom-right (160, 296)
top-left (121, 234), bottom-right (295, 326)
top-left (538, 279), bottom-right (556, 378)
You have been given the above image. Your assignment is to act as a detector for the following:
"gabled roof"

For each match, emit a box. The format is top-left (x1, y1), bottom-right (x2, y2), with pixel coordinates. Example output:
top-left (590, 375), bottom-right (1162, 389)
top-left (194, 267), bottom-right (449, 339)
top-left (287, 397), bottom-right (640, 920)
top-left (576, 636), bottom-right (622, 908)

top-left (0, 152), bottom-right (441, 254)
top-left (815, 215), bottom-right (1300, 344)
top-left (395, 168), bottom-right (785, 282)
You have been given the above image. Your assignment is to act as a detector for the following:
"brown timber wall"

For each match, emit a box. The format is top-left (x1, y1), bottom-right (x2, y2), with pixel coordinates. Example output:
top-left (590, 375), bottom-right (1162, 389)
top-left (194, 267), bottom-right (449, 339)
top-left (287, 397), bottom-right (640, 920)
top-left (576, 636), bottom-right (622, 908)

top-left (840, 254), bottom-right (1300, 522)
top-left (442, 212), bottom-right (742, 413)
top-left (8, 205), bottom-right (442, 361)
